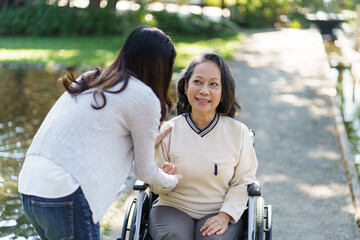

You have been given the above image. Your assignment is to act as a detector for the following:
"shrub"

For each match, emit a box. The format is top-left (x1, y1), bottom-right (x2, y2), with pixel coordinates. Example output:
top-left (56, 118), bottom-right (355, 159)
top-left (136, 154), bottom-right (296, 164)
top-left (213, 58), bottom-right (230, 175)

top-left (0, 1), bottom-right (141, 36)
top-left (0, 1), bottom-right (239, 37)
top-left (152, 10), bottom-right (239, 37)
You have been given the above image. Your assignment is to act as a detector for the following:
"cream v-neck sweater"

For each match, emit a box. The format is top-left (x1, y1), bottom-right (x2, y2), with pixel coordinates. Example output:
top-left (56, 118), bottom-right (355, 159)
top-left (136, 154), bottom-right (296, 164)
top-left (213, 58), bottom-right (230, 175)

top-left (19, 76), bottom-right (178, 223)
top-left (151, 113), bottom-right (258, 223)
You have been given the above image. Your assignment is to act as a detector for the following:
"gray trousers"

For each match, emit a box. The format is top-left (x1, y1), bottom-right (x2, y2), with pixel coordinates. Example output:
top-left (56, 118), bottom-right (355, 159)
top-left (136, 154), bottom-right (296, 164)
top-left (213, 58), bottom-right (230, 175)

top-left (148, 206), bottom-right (243, 240)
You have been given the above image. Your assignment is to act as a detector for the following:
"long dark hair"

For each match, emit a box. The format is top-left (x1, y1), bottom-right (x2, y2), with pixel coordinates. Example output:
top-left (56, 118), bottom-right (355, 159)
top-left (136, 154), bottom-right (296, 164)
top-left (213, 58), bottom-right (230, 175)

top-left (60, 25), bottom-right (176, 121)
top-left (177, 51), bottom-right (241, 118)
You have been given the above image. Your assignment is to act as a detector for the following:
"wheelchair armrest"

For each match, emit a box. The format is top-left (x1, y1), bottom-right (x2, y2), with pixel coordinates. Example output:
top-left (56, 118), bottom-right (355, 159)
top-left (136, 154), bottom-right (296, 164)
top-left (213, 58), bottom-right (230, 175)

top-left (247, 181), bottom-right (261, 196)
top-left (133, 180), bottom-right (149, 191)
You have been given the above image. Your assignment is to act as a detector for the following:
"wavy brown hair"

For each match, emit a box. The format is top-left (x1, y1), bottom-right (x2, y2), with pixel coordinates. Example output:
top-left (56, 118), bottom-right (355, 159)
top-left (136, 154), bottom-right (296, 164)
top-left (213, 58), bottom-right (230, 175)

top-left (60, 25), bottom-right (176, 121)
top-left (177, 51), bottom-right (241, 118)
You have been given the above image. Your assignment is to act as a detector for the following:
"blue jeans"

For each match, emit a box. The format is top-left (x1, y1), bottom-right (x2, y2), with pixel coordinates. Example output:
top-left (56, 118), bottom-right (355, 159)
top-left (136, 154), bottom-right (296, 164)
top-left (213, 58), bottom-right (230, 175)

top-left (21, 188), bottom-right (100, 240)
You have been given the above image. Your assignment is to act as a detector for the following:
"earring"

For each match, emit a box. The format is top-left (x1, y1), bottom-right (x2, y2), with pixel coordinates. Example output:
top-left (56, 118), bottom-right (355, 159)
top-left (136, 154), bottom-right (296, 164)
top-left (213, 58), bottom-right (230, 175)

top-left (182, 102), bottom-right (186, 109)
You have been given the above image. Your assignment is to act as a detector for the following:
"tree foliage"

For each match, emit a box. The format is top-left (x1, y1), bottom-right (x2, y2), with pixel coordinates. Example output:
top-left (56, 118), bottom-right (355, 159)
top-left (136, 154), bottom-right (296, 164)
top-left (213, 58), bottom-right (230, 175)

top-left (0, 0), bottom-right (140, 36)
top-left (0, 0), bottom-right (240, 36)
top-left (0, 0), bottom-right (358, 35)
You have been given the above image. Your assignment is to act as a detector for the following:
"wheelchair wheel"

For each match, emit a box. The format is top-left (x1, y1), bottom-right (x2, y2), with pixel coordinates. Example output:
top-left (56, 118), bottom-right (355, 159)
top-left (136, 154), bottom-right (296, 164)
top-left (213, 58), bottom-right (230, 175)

top-left (138, 194), bottom-right (150, 240)
top-left (121, 193), bottom-right (150, 240)
top-left (128, 202), bottom-right (138, 240)
top-left (265, 205), bottom-right (272, 240)
top-left (255, 197), bottom-right (265, 240)
top-left (121, 199), bottom-right (137, 240)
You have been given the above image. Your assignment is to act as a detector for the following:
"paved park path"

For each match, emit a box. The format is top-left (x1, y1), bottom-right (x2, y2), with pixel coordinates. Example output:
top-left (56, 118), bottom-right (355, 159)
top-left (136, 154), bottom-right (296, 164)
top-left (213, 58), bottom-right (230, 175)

top-left (233, 28), bottom-right (360, 239)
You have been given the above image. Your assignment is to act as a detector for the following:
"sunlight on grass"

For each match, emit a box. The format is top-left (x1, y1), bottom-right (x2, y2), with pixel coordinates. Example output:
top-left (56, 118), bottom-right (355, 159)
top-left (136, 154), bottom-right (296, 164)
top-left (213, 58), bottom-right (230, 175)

top-left (0, 49), bottom-right (79, 62)
top-left (0, 33), bottom-right (246, 70)
top-left (94, 49), bottom-right (117, 66)
top-left (174, 33), bottom-right (246, 69)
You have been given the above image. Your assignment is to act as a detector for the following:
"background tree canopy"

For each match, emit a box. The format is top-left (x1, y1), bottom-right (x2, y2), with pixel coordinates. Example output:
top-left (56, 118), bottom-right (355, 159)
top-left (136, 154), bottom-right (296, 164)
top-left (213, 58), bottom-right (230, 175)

top-left (0, 0), bottom-right (358, 36)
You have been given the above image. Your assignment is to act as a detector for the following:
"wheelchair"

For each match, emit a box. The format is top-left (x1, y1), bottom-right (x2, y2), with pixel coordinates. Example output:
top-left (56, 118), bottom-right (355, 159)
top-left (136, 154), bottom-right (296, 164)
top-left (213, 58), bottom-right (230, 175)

top-left (119, 130), bottom-right (273, 240)
top-left (118, 181), bottom-right (272, 240)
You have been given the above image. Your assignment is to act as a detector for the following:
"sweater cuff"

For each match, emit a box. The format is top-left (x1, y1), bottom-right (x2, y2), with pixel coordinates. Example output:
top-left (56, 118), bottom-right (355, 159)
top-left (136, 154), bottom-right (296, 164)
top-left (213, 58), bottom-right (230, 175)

top-left (220, 206), bottom-right (241, 224)
top-left (159, 172), bottom-right (178, 189)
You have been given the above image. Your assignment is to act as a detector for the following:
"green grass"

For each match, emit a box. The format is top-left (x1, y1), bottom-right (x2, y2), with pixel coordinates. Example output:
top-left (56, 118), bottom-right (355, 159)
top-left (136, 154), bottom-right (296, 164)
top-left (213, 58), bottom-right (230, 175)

top-left (172, 33), bottom-right (246, 69)
top-left (0, 36), bottom-right (128, 68)
top-left (0, 32), bottom-right (246, 71)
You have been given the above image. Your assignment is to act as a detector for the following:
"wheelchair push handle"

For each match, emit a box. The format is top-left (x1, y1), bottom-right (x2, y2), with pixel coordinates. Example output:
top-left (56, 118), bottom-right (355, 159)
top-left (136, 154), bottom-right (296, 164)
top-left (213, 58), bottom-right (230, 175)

top-left (247, 181), bottom-right (261, 196)
top-left (133, 180), bottom-right (149, 191)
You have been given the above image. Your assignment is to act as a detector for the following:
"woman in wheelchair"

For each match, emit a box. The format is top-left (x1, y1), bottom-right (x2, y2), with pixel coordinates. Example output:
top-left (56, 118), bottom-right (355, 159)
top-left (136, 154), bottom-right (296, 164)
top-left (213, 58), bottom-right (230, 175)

top-left (148, 52), bottom-right (258, 240)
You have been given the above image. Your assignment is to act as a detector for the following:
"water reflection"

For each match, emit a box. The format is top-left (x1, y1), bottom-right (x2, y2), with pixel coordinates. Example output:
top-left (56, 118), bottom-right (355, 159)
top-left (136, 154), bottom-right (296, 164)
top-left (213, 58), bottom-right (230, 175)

top-left (327, 43), bottom-right (360, 174)
top-left (0, 67), bottom-right (65, 239)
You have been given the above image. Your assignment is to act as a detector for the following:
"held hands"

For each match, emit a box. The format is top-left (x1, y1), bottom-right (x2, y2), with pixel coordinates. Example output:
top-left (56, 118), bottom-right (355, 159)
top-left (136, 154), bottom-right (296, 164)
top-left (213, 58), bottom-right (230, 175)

top-left (155, 122), bottom-right (182, 186)
top-left (161, 162), bottom-right (180, 175)
top-left (161, 162), bottom-right (182, 187)
top-left (200, 212), bottom-right (231, 237)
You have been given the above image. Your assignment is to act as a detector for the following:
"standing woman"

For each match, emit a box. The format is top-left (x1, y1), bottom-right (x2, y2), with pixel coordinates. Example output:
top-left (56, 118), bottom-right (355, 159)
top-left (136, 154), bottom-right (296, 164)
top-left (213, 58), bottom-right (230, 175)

top-left (18, 25), bottom-right (182, 239)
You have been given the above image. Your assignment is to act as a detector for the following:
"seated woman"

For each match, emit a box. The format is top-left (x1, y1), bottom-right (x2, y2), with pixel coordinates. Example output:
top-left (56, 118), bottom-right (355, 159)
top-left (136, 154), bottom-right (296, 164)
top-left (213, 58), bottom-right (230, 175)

top-left (149, 52), bottom-right (258, 240)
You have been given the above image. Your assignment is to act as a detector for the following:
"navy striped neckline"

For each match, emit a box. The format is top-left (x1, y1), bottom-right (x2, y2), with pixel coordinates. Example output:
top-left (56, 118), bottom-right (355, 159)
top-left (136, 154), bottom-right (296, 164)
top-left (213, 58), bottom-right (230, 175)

top-left (184, 112), bottom-right (220, 137)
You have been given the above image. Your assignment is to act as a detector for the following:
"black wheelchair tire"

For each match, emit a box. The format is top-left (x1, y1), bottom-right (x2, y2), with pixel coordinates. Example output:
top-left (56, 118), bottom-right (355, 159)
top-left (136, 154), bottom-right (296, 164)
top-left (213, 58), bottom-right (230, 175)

top-left (129, 202), bottom-right (138, 240)
top-left (121, 199), bottom-right (137, 240)
top-left (255, 197), bottom-right (265, 240)
top-left (139, 194), bottom-right (150, 240)
top-left (265, 205), bottom-right (272, 240)
top-left (129, 194), bottom-right (151, 240)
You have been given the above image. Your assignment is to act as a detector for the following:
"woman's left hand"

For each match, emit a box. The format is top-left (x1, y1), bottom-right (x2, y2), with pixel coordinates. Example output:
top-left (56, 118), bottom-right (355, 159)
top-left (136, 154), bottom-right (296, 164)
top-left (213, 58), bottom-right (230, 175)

top-left (155, 123), bottom-right (172, 147)
top-left (200, 212), bottom-right (231, 237)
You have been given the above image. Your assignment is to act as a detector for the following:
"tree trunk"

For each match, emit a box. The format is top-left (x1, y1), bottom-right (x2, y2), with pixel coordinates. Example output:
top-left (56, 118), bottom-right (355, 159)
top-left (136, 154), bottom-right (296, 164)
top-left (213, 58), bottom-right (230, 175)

top-left (107, 0), bottom-right (118, 10)
top-left (6, 0), bottom-right (15, 8)
top-left (89, 0), bottom-right (101, 8)
top-left (0, 0), bottom-right (5, 10)
top-left (221, 0), bottom-right (225, 9)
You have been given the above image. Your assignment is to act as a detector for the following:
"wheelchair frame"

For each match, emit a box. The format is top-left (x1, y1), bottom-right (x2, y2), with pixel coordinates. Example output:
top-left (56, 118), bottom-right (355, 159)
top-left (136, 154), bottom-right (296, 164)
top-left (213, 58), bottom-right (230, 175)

top-left (119, 181), bottom-right (272, 240)
top-left (119, 130), bottom-right (272, 240)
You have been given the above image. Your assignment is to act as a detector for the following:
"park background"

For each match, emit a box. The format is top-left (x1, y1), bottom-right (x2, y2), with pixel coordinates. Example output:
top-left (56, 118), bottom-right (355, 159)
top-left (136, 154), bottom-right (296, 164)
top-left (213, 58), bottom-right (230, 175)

top-left (1, 0), bottom-right (360, 239)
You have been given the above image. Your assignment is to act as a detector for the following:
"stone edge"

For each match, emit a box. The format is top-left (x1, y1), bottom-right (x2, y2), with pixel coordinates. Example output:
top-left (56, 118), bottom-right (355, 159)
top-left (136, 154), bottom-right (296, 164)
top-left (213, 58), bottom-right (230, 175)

top-left (315, 27), bottom-right (360, 236)
top-left (329, 93), bottom-right (360, 232)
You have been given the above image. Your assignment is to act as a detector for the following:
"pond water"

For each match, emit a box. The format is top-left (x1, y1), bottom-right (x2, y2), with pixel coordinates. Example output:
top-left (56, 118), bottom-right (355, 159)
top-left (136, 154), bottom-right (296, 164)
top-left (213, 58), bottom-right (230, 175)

top-left (326, 40), bottom-right (360, 174)
top-left (0, 67), bottom-right (65, 239)
top-left (331, 67), bottom-right (360, 171)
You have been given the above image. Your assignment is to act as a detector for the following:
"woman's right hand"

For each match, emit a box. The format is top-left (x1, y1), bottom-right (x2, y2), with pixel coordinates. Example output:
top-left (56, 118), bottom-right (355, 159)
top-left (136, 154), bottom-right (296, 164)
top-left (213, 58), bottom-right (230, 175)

top-left (161, 162), bottom-right (180, 175)
top-left (161, 162), bottom-right (182, 186)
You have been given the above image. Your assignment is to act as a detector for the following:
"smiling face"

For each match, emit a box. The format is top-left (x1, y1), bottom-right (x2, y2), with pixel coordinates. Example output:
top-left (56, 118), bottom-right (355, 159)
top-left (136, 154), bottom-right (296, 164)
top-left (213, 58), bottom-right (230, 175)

top-left (184, 61), bottom-right (222, 119)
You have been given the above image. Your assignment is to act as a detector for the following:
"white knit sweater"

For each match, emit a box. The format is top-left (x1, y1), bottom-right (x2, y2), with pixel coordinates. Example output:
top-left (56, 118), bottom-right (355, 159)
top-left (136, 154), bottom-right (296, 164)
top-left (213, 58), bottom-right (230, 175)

top-left (22, 76), bottom-right (178, 223)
